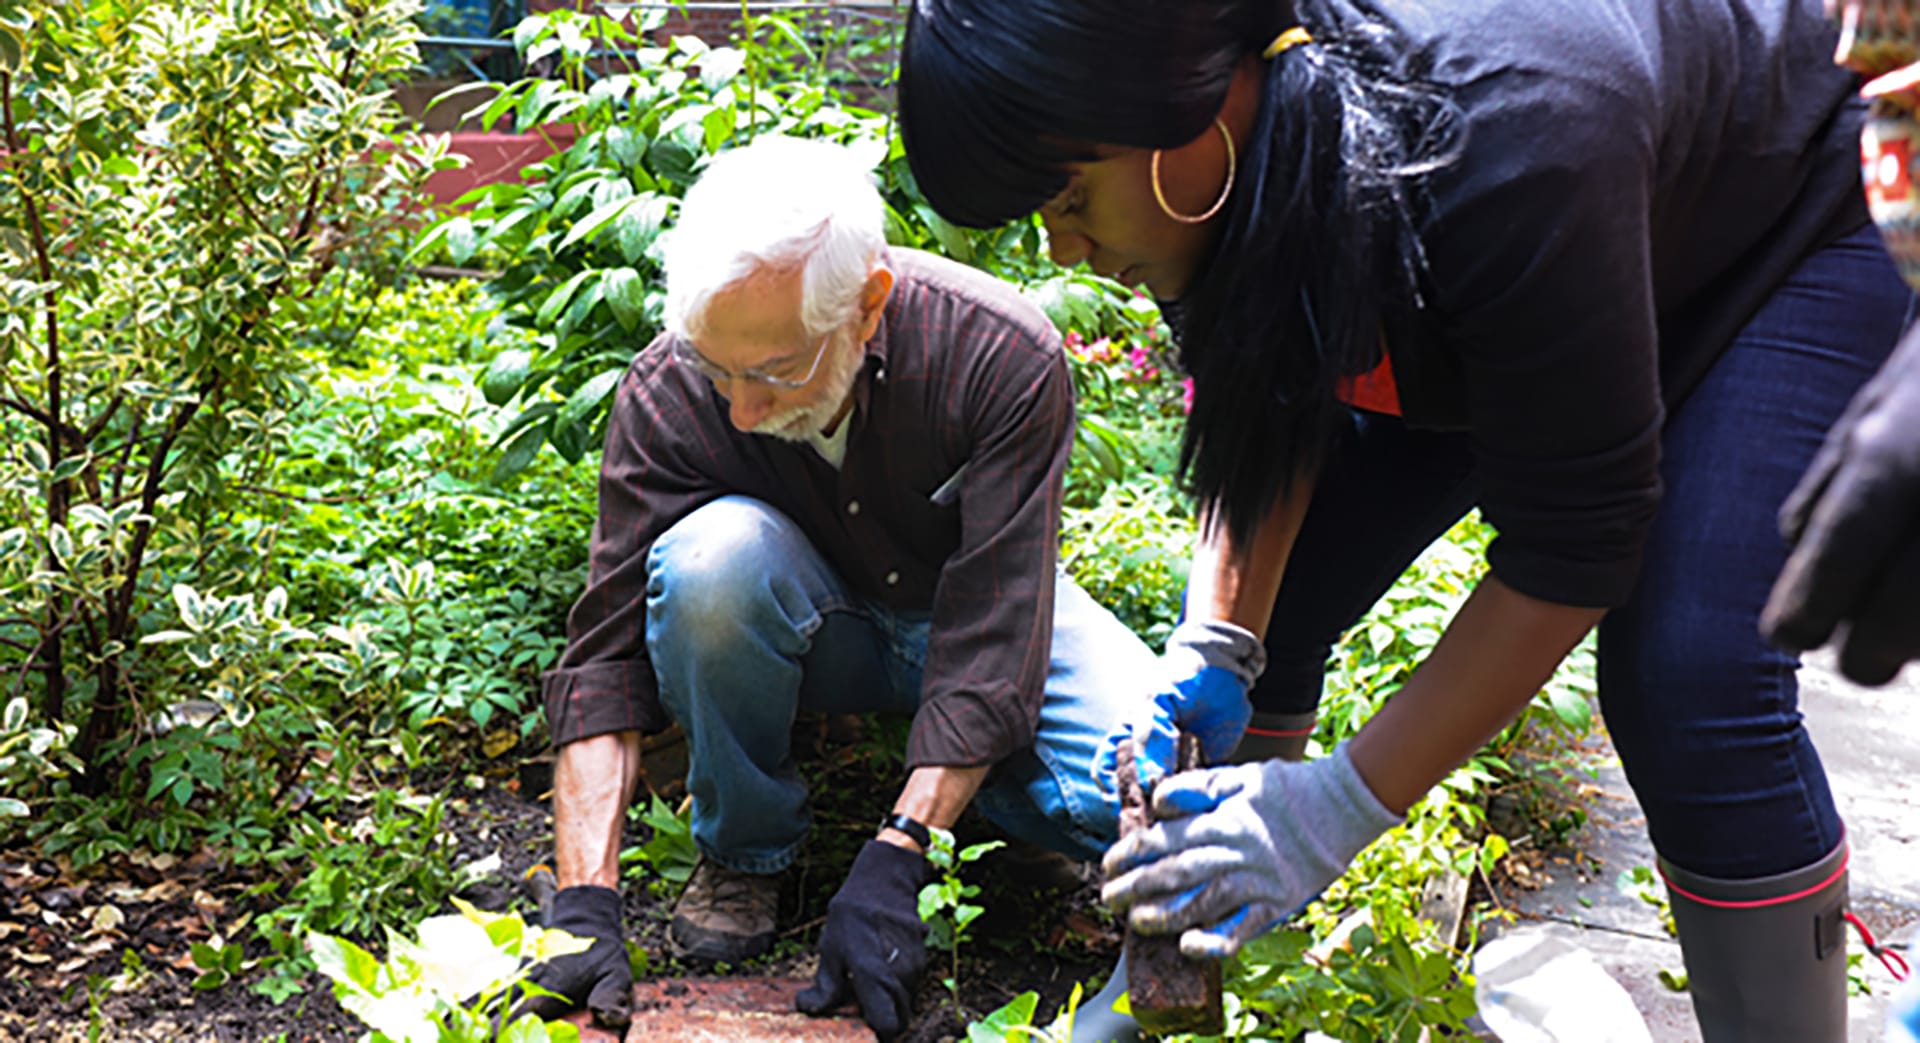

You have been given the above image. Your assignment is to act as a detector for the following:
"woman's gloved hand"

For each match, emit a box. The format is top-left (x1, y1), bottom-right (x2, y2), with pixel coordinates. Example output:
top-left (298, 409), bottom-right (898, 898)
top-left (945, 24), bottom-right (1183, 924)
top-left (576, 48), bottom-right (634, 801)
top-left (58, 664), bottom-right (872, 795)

top-left (1101, 743), bottom-right (1402, 960)
top-left (1763, 324), bottom-right (1920, 685)
top-left (1098, 620), bottom-right (1267, 798)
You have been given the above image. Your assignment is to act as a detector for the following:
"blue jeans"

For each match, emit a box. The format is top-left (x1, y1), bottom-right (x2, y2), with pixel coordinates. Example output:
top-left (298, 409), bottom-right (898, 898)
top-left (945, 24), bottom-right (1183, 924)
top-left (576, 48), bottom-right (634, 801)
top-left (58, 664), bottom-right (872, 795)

top-left (646, 495), bottom-right (1156, 874)
top-left (1248, 225), bottom-right (1914, 879)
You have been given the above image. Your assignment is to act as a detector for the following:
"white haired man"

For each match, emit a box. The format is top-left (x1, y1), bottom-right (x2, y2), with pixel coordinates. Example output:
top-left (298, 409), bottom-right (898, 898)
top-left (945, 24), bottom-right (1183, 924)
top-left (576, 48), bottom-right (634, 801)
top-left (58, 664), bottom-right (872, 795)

top-left (521, 136), bottom-right (1162, 1040)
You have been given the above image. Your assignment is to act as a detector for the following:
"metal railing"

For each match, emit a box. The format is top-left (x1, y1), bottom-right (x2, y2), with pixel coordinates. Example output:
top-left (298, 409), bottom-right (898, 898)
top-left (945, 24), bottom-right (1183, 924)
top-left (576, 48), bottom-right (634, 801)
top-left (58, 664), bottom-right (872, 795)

top-left (415, 1), bottom-right (903, 88)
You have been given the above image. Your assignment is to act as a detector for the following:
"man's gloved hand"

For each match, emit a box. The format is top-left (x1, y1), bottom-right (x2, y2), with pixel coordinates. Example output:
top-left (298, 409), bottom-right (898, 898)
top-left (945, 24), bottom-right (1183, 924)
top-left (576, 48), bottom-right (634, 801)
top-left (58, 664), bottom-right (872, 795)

top-left (1098, 620), bottom-right (1266, 796)
top-left (1100, 743), bottom-right (1402, 960)
top-left (795, 839), bottom-right (932, 1041)
top-left (1763, 324), bottom-right (1920, 685)
top-left (518, 885), bottom-right (633, 1029)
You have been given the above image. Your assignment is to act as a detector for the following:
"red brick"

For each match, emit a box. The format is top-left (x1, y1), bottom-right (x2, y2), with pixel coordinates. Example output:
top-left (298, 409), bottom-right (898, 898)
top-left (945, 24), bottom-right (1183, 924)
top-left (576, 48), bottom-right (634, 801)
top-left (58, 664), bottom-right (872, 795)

top-left (627, 977), bottom-right (877, 1042)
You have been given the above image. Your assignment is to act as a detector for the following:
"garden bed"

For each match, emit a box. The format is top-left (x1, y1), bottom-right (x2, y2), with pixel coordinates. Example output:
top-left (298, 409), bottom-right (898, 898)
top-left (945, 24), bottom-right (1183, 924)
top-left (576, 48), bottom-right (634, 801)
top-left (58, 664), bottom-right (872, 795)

top-left (0, 723), bottom-right (1120, 1043)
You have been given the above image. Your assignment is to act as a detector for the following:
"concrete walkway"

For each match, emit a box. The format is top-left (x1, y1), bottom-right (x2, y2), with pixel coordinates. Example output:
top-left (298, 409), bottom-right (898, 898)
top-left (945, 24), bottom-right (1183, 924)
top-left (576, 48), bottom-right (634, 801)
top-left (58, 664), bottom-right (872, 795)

top-left (1489, 652), bottom-right (1920, 1041)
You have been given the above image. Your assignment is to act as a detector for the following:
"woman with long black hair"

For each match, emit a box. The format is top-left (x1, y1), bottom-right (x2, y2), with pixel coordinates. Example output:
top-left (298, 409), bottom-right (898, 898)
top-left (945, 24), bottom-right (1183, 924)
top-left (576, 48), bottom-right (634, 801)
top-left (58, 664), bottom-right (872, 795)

top-left (899, 1), bottom-right (1909, 1040)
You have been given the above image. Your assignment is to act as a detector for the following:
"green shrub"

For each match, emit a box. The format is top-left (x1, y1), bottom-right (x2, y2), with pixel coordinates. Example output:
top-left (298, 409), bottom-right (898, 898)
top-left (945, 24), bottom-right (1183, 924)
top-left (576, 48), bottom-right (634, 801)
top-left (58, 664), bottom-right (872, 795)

top-left (424, 8), bottom-right (1050, 478)
top-left (0, 0), bottom-right (444, 813)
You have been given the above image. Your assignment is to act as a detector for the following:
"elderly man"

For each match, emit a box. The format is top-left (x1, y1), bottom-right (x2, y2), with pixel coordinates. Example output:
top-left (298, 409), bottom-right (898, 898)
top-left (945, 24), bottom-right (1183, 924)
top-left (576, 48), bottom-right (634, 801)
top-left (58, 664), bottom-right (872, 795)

top-left (522, 136), bottom-right (1157, 1040)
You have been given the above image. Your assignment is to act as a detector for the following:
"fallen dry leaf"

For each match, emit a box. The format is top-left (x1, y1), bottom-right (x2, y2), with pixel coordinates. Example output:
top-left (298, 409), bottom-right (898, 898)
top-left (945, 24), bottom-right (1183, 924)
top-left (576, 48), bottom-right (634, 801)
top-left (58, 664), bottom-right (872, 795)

top-left (88, 904), bottom-right (125, 935)
top-left (483, 730), bottom-right (518, 759)
top-left (72, 936), bottom-right (118, 957)
top-left (138, 880), bottom-right (185, 904)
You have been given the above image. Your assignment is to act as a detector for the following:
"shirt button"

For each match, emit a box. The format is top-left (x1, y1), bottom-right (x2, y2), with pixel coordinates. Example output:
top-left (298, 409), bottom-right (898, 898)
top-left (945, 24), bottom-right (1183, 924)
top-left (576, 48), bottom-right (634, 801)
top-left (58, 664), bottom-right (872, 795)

top-left (847, 500), bottom-right (861, 515)
top-left (885, 571), bottom-right (900, 586)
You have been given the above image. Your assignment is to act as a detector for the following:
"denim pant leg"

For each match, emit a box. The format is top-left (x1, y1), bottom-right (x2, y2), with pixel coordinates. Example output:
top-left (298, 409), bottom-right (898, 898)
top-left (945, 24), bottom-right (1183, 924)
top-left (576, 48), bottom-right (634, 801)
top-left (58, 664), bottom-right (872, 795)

top-left (647, 495), bottom-right (913, 875)
top-left (1597, 225), bottom-right (1915, 879)
top-left (970, 575), bottom-right (1161, 861)
top-left (1251, 411), bottom-right (1479, 717)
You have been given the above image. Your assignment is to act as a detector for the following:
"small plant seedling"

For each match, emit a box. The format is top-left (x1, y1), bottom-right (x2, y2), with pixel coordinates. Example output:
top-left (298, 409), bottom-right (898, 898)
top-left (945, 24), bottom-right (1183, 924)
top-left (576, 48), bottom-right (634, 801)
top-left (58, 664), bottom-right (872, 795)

top-left (919, 828), bottom-right (1005, 1019)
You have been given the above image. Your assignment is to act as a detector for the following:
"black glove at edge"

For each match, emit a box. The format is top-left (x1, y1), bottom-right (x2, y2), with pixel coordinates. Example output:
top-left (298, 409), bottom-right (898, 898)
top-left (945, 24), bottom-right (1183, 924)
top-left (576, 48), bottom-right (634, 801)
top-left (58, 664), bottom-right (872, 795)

top-left (794, 839), bottom-right (932, 1042)
top-left (517, 884), bottom-right (633, 1029)
top-left (1764, 322), bottom-right (1920, 685)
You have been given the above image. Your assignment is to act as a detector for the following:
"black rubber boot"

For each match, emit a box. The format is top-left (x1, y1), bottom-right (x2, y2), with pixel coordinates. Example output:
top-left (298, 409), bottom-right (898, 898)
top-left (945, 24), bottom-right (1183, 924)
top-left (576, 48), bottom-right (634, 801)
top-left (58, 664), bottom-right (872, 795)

top-left (1070, 953), bottom-right (1140, 1043)
top-left (1661, 839), bottom-right (1851, 1043)
top-left (1228, 711), bottom-right (1317, 764)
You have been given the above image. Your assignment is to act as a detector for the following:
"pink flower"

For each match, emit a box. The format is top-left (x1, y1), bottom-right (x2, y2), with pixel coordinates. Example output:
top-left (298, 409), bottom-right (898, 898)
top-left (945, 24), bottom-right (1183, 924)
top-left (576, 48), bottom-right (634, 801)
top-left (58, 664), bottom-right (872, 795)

top-left (1128, 345), bottom-right (1151, 369)
top-left (1182, 377), bottom-right (1195, 414)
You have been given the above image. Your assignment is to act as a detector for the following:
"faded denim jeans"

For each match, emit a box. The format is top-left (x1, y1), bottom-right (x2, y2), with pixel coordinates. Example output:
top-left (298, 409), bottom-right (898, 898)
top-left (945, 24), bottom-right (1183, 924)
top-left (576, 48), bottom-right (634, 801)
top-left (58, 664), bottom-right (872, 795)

top-left (647, 494), bottom-right (1156, 874)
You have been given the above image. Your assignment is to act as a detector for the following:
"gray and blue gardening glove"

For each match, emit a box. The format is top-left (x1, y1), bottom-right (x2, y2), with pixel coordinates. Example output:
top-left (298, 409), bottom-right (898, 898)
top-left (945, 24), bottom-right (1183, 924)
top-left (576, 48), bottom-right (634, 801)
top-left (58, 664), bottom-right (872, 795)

top-left (1101, 743), bottom-right (1402, 960)
top-left (1099, 620), bottom-right (1267, 798)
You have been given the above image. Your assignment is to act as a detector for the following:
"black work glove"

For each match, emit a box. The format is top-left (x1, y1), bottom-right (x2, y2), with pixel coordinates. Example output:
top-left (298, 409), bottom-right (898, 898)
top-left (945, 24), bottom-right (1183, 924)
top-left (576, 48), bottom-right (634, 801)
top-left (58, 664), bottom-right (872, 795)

top-left (1763, 323), bottom-right (1920, 685)
top-left (794, 840), bottom-right (931, 1041)
top-left (517, 885), bottom-right (633, 1029)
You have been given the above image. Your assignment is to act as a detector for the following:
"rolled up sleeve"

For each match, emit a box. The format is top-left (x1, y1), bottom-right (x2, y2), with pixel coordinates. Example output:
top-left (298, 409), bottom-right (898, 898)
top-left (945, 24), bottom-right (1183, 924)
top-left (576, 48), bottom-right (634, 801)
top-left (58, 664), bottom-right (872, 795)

top-left (906, 329), bottom-right (1075, 768)
top-left (1425, 85), bottom-right (1666, 608)
top-left (540, 351), bottom-right (715, 746)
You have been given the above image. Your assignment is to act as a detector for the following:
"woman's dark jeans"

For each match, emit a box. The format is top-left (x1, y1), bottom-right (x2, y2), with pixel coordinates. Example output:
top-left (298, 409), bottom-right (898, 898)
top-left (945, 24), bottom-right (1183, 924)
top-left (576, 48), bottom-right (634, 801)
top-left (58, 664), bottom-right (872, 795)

top-left (1250, 225), bottom-right (1914, 879)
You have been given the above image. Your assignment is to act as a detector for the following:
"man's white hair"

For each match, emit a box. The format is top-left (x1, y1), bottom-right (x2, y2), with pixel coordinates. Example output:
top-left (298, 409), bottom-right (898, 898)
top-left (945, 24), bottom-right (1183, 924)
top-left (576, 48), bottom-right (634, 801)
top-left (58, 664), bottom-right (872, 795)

top-left (663, 136), bottom-right (888, 342)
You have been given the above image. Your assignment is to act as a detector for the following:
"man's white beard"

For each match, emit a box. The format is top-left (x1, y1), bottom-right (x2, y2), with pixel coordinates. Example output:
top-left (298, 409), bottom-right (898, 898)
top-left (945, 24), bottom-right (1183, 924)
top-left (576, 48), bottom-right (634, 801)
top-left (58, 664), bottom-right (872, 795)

top-left (750, 337), bottom-right (864, 442)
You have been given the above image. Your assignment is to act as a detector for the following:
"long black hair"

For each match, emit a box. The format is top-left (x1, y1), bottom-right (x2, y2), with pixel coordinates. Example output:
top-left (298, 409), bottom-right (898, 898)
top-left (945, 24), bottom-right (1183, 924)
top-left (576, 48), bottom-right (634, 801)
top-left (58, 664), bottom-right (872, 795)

top-left (899, 0), bottom-right (1461, 547)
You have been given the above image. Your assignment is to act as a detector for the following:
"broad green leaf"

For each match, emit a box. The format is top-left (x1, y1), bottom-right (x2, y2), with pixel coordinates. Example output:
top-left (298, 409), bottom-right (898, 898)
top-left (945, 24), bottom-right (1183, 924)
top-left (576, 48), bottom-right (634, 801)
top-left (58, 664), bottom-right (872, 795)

top-left (1546, 686), bottom-right (1593, 733)
top-left (698, 47), bottom-right (745, 92)
top-left (0, 25), bottom-right (23, 75)
top-left (557, 367), bottom-right (624, 432)
top-left (558, 198), bottom-right (631, 253)
top-left (173, 584), bottom-right (207, 632)
top-left (490, 420), bottom-right (549, 484)
top-left (914, 204), bottom-right (974, 265)
top-left (481, 348), bottom-right (534, 406)
top-left (536, 270), bottom-right (597, 329)
top-left (602, 267), bottom-right (645, 331)
top-left (47, 525), bottom-right (72, 569)
top-left (615, 194), bottom-right (670, 263)
top-left (444, 217), bottom-right (479, 264)
top-left (969, 990), bottom-right (1039, 1041)
top-left (701, 103), bottom-right (736, 154)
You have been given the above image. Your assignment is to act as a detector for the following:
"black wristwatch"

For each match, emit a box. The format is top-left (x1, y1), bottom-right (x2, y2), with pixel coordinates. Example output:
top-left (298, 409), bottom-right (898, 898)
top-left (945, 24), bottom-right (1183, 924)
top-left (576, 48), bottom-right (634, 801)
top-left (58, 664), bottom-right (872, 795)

top-left (878, 812), bottom-right (932, 850)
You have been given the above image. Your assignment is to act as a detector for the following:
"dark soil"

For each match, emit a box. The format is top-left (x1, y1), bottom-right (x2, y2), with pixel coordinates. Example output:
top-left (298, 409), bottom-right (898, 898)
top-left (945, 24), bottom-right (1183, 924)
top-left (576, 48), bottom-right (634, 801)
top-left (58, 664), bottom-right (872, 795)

top-left (0, 721), bottom-right (1119, 1042)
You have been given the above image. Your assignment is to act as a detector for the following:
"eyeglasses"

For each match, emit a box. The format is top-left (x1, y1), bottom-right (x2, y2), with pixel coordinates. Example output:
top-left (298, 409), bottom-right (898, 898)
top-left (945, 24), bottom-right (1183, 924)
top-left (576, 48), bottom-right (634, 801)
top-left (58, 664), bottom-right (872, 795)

top-left (673, 332), bottom-right (834, 390)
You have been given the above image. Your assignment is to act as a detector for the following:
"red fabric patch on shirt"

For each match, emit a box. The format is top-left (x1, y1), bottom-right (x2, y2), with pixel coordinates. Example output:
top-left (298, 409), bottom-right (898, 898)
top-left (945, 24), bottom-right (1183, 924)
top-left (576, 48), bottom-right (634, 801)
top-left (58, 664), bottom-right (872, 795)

top-left (1336, 356), bottom-right (1402, 416)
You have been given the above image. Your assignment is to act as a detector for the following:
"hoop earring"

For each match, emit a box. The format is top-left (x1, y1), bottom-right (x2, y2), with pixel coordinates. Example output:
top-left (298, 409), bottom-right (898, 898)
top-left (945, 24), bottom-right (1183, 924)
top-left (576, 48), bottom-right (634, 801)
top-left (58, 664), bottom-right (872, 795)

top-left (1151, 118), bottom-right (1236, 225)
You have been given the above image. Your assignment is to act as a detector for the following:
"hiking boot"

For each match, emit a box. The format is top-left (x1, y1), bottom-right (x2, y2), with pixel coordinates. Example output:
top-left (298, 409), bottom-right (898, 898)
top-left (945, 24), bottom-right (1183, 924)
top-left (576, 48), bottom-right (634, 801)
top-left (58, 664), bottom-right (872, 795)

top-left (995, 837), bottom-right (1092, 894)
top-left (668, 859), bottom-right (779, 963)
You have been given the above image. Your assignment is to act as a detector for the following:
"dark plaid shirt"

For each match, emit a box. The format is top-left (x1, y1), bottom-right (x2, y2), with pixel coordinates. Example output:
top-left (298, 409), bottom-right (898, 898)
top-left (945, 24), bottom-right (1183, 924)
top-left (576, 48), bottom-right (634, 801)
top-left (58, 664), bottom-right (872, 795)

top-left (540, 248), bottom-right (1074, 769)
